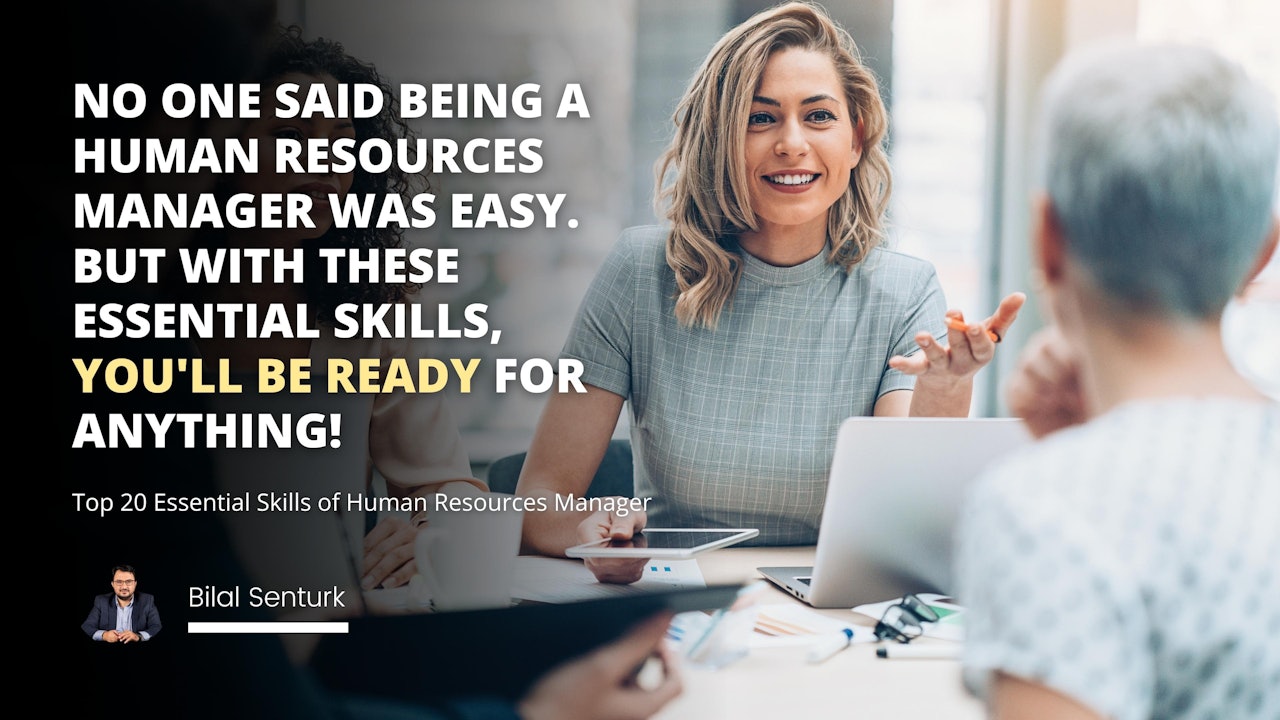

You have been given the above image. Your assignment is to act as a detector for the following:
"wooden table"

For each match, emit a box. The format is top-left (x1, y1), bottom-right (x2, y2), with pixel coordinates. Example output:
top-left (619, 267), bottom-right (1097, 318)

top-left (655, 546), bottom-right (984, 719)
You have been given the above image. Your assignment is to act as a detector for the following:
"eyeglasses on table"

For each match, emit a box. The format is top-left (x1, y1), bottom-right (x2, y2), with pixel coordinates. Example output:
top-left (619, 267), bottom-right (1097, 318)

top-left (873, 593), bottom-right (941, 644)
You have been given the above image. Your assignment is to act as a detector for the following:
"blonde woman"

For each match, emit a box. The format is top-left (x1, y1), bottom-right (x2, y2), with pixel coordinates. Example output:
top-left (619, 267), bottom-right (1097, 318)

top-left (518, 2), bottom-right (1023, 582)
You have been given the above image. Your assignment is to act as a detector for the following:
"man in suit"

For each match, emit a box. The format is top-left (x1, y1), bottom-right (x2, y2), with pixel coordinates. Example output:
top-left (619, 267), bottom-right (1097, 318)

top-left (83, 565), bottom-right (162, 643)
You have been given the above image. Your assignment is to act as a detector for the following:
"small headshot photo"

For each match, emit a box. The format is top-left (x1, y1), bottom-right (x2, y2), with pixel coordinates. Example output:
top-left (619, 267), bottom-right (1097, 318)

top-left (82, 565), bottom-right (162, 643)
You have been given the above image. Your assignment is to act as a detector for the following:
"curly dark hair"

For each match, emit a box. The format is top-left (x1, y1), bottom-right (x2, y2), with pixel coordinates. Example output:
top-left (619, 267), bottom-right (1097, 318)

top-left (262, 26), bottom-right (425, 321)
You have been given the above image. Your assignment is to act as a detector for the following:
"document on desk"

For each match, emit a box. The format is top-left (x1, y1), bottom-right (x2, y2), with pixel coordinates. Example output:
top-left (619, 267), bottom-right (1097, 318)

top-left (752, 603), bottom-right (875, 648)
top-left (512, 556), bottom-right (706, 603)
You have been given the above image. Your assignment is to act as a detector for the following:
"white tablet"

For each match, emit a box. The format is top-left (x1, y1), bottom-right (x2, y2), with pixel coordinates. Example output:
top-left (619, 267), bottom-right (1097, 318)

top-left (565, 528), bottom-right (759, 559)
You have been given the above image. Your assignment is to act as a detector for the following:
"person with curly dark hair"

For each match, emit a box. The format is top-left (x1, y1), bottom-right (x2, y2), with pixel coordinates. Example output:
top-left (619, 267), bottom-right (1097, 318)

top-left (67, 11), bottom-right (680, 719)
top-left (188, 25), bottom-right (422, 327)
top-left (187, 27), bottom-right (487, 595)
top-left (234, 26), bottom-right (422, 321)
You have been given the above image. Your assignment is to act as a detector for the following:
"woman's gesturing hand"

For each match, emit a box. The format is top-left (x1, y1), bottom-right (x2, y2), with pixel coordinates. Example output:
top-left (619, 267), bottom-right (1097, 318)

top-left (890, 291), bottom-right (1026, 383)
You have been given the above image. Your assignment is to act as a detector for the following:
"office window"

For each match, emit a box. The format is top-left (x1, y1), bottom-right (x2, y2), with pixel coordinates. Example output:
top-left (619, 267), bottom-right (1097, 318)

top-left (890, 0), bottom-right (992, 320)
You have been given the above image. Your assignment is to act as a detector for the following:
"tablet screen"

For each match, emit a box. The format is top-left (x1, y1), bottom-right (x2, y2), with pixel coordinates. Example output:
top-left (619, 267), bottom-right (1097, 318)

top-left (565, 528), bottom-right (759, 558)
top-left (597, 530), bottom-right (750, 550)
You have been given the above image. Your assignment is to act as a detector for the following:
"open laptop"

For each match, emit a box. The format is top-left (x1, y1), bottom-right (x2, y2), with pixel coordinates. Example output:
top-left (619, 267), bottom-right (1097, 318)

top-left (759, 417), bottom-right (1032, 608)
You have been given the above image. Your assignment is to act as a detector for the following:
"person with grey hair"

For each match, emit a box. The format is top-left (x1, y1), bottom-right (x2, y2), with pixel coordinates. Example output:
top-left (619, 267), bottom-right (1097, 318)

top-left (954, 43), bottom-right (1279, 719)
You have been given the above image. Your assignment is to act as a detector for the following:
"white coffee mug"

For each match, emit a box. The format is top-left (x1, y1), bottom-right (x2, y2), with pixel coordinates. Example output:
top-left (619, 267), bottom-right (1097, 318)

top-left (413, 493), bottom-right (524, 611)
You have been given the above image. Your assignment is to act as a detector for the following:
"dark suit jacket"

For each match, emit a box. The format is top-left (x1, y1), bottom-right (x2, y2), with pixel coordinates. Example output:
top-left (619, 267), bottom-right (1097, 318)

top-left (82, 592), bottom-right (162, 640)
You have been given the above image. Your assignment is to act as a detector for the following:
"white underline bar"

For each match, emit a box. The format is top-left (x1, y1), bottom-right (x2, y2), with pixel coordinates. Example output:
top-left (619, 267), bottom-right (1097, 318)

top-left (187, 622), bottom-right (349, 634)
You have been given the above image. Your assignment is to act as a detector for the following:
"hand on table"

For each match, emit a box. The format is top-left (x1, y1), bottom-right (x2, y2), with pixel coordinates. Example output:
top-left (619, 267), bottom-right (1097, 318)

top-left (889, 292), bottom-right (1026, 386)
top-left (362, 515), bottom-right (418, 590)
top-left (102, 629), bottom-right (120, 643)
top-left (519, 612), bottom-right (681, 720)
top-left (1006, 325), bottom-right (1087, 438)
top-left (118, 630), bottom-right (142, 643)
top-left (578, 502), bottom-right (648, 584)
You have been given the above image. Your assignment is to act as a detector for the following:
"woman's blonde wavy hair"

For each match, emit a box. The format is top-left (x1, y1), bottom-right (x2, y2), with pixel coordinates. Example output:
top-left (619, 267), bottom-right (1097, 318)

top-left (656, 1), bottom-right (892, 328)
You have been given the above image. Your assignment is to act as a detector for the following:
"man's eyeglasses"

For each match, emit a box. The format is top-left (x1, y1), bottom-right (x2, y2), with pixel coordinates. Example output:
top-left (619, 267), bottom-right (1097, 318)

top-left (873, 594), bottom-right (940, 643)
top-left (112, 580), bottom-right (136, 586)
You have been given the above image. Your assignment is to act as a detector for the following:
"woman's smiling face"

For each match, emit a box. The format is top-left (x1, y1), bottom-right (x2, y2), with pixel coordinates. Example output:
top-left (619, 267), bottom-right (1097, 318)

top-left (743, 47), bottom-right (863, 241)
top-left (234, 72), bottom-right (356, 244)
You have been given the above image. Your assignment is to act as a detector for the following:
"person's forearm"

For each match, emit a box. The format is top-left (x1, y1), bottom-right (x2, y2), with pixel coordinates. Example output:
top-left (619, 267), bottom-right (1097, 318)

top-left (909, 378), bottom-right (973, 417)
top-left (408, 478), bottom-right (487, 497)
top-left (408, 479), bottom-right (486, 527)
top-left (519, 486), bottom-right (594, 556)
top-left (515, 385), bottom-right (625, 555)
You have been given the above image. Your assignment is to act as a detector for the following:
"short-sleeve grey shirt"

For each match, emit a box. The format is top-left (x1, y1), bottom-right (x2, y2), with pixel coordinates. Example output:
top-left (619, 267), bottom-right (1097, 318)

top-left (561, 226), bottom-right (947, 544)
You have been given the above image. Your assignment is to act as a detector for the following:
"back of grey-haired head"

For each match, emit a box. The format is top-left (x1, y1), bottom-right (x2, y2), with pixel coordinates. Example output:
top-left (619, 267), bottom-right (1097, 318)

top-left (1037, 43), bottom-right (1278, 319)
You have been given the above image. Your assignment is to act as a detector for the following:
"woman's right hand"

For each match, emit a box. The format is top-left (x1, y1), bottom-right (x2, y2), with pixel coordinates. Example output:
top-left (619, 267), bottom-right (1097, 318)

top-left (1006, 326), bottom-right (1088, 438)
top-left (578, 505), bottom-right (649, 584)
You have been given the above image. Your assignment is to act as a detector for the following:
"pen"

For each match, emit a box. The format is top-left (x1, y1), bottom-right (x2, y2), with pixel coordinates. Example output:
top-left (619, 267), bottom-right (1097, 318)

top-left (875, 644), bottom-right (960, 660)
top-left (945, 316), bottom-right (1001, 343)
top-left (685, 580), bottom-right (767, 657)
top-left (807, 628), bottom-right (854, 664)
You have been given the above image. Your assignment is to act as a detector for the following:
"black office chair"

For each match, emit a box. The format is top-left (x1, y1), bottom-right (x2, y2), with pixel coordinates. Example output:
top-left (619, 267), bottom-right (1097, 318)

top-left (486, 438), bottom-right (634, 498)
